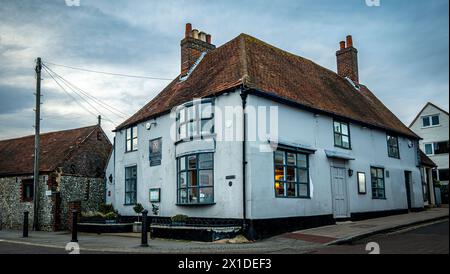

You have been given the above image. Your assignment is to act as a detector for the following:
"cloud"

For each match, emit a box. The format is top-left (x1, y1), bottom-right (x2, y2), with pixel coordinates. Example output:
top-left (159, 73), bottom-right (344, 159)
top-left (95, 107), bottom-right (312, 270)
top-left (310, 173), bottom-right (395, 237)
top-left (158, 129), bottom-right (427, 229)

top-left (0, 0), bottom-right (448, 141)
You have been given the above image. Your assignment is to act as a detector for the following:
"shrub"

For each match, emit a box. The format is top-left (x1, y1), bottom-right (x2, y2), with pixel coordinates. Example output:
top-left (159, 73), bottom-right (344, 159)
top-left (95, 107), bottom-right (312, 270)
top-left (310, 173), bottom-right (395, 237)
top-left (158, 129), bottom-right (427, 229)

top-left (104, 212), bottom-right (118, 220)
top-left (133, 203), bottom-right (144, 215)
top-left (171, 214), bottom-right (189, 223)
top-left (99, 203), bottom-right (115, 215)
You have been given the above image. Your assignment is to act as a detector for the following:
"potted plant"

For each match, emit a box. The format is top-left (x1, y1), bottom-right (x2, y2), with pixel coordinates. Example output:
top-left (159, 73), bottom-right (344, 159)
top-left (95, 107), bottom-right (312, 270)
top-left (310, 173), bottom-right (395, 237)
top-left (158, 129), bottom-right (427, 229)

top-left (104, 212), bottom-right (118, 224)
top-left (171, 214), bottom-right (189, 226)
top-left (133, 203), bottom-right (144, 233)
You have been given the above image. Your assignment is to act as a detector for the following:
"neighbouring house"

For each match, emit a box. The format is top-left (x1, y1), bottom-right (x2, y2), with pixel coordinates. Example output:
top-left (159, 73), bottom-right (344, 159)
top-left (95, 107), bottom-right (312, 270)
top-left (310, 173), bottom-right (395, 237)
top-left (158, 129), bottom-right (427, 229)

top-left (0, 125), bottom-right (112, 231)
top-left (106, 24), bottom-right (424, 240)
top-left (409, 102), bottom-right (449, 204)
top-left (419, 150), bottom-right (438, 206)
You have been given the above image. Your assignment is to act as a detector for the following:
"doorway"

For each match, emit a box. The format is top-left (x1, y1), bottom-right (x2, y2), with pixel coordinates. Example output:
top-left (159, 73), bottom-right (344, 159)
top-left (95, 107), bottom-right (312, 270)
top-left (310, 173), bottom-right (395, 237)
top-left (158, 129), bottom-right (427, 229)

top-left (331, 167), bottom-right (349, 219)
top-left (404, 171), bottom-right (412, 210)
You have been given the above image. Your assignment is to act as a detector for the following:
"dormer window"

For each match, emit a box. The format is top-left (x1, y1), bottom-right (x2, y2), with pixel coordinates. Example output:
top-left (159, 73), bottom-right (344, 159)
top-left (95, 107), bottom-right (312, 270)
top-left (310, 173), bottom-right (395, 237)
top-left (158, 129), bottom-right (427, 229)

top-left (422, 115), bottom-right (440, 127)
top-left (177, 99), bottom-right (214, 142)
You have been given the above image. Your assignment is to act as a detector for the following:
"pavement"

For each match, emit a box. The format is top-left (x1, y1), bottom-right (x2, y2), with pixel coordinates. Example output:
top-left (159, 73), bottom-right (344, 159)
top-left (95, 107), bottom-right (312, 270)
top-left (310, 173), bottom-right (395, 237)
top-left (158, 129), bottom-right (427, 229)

top-left (0, 207), bottom-right (448, 254)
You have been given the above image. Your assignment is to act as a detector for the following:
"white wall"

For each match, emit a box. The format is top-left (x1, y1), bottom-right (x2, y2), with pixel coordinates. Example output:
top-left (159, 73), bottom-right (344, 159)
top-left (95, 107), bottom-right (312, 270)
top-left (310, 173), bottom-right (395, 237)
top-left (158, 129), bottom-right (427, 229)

top-left (112, 91), bottom-right (244, 219)
top-left (246, 95), bottom-right (423, 219)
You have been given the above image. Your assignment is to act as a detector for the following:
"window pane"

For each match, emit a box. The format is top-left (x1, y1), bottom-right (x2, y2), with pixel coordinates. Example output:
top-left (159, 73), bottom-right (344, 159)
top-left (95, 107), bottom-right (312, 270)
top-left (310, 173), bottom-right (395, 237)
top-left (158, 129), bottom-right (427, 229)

top-left (377, 169), bottom-right (384, 178)
top-left (297, 154), bottom-right (307, 168)
top-left (179, 189), bottom-right (188, 204)
top-left (179, 172), bottom-right (187, 188)
top-left (199, 170), bottom-right (213, 186)
top-left (201, 103), bottom-right (213, 119)
top-left (132, 126), bottom-right (138, 138)
top-left (132, 138), bottom-right (138, 150)
top-left (341, 123), bottom-right (349, 135)
top-left (126, 128), bottom-right (131, 140)
top-left (199, 187), bottom-right (213, 203)
top-left (189, 187), bottom-right (199, 203)
top-left (198, 153), bottom-right (213, 169)
top-left (188, 171), bottom-right (198, 186)
top-left (434, 141), bottom-right (449, 154)
top-left (425, 144), bottom-right (433, 155)
top-left (299, 184), bottom-right (308, 197)
top-left (201, 119), bottom-right (213, 134)
top-left (126, 140), bottom-right (132, 152)
top-left (423, 117), bottom-right (430, 127)
top-left (275, 151), bottom-right (285, 165)
top-left (342, 135), bottom-right (350, 148)
top-left (371, 168), bottom-right (376, 177)
top-left (188, 155), bottom-right (197, 169)
top-left (287, 153), bottom-right (296, 166)
top-left (287, 183), bottom-right (296, 197)
top-left (275, 166), bottom-right (285, 181)
top-left (334, 133), bottom-right (342, 147)
top-left (179, 108), bottom-right (186, 123)
top-left (179, 124), bottom-right (187, 139)
top-left (377, 179), bottom-right (384, 188)
top-left (334, 122), bottom-right (341, 133)
top-left (432, 115), bottom-right (440, 126)
top-left (187, 106), bottom-right (196, 120)
top-left (298, 169), bottom-right (308, 183)
top-left (286, 166), bottom-right (296, 182)
top-left (179, 157), bottom-right (186, 171)
top-left (187, 121), bottom-right (197, 137)
top-left (275, 182), bottom-right (285, 196)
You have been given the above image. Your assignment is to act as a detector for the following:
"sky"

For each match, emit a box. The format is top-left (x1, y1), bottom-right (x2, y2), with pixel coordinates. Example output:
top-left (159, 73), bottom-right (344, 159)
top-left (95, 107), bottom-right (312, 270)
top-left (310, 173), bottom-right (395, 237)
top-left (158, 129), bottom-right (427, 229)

top-left (0, 0), bottom-right (448, 141)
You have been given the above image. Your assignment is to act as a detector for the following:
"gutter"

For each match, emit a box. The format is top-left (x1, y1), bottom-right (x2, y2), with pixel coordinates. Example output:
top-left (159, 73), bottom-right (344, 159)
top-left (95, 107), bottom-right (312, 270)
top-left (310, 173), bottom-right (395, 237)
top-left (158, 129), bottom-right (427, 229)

top-left (240, 86), bottom-right (249, 236)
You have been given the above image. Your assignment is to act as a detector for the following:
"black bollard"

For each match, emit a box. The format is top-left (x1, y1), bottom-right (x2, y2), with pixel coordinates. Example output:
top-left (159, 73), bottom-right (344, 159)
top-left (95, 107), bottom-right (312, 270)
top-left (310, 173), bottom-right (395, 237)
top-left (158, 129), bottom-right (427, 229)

top-left (141, 209), bottom-right (148, 247)
top-left (71, 210), bottom-right (78, 243)
top-left (23, 211), bottom-right (29, 238)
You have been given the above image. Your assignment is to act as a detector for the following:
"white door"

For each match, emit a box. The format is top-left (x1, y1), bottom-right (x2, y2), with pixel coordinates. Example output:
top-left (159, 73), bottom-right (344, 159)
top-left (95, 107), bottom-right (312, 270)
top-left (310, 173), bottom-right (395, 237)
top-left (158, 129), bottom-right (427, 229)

top-left (331, 167), bottom-right (349, 218)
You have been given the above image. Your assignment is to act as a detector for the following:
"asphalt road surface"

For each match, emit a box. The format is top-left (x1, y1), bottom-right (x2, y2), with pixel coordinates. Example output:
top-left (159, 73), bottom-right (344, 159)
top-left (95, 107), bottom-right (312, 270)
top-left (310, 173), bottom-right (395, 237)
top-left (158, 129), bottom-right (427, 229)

top-left (0, 220), bottom-right (448, 254)
top-left (310, 220), bottom-right (449, 254)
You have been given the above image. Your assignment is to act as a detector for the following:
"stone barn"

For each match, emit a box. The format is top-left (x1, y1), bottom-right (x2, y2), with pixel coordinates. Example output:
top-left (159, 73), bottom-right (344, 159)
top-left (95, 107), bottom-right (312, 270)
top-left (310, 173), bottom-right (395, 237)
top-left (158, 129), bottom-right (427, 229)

top-left (0, 125), bottom-right (112, 231)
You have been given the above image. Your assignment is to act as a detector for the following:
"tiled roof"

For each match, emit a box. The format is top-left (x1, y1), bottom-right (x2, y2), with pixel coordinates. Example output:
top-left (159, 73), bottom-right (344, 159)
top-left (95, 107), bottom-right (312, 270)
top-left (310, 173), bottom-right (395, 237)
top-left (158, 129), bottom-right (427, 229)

top-left (116, 34), bottom-right (418, 139)
top-left (0, 125), bottom-right (99, 176)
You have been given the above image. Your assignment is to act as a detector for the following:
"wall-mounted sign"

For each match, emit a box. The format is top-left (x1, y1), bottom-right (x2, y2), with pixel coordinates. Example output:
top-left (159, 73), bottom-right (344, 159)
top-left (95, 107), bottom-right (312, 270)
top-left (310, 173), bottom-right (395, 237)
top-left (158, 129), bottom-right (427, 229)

top-left (149, 188), bottom-right (161, 203)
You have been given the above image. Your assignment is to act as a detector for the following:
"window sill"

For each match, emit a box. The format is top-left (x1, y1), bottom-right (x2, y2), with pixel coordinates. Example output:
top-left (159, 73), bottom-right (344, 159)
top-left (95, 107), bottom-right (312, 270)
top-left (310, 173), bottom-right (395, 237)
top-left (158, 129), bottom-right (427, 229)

top-left (334, 145), bottom-right (352, 151)
top-left (421, 125), bottom-right (441, 129)
top-left (125, 150), bottom-right (138, 154)
top-left (175, 134), bottom-right (217, 145)
top-left (372, 198), bottom-right (387, 200)
top-left (275, 196), bottom-right (311, 200)
top-left (176, 203), bottom-right (216, 207)
top-left (388, 156), bottom-right (401, 160)
top-left (123, 204), bottom-right (136, 206)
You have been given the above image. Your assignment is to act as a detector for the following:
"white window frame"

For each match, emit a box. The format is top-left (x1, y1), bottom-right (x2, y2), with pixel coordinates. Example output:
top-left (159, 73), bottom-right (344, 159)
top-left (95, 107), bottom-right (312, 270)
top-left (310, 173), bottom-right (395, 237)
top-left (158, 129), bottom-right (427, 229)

top-left (421, 114), bottom-right (440, 128)
top-left (176, 99), bottom-right (214, 142)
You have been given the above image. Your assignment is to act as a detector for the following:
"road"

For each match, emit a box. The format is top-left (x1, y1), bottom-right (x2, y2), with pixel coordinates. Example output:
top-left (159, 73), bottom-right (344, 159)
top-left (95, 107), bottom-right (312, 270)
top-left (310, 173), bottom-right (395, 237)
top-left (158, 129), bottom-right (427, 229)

top-left (309, 220), bottom-right (449, 254)
top-left (0, 220), bottom-right (448, 254)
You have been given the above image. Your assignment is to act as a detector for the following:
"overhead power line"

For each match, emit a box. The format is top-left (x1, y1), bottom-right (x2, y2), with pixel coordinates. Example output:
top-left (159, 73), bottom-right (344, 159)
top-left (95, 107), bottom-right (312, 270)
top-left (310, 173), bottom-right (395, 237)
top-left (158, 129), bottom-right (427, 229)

top-left (42, 66), bottom-right (118, 127)
top-left (44, 61), bottom-right (173, 81)
top-left (42, 64), bottom-right (129, 119)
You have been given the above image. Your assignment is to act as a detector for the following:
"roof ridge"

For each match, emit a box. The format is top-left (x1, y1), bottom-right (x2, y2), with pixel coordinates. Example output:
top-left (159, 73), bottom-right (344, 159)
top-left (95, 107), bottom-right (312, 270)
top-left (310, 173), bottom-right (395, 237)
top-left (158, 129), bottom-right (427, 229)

top-left (0, 125), bottom-right (98, 143)
top-left (239, 34), bottom-right (251, 87)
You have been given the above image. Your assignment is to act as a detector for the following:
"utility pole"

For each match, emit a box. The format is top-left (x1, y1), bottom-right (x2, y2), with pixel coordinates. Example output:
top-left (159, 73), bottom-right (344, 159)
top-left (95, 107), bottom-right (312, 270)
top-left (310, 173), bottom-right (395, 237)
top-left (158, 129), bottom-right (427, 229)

top-left (33, 57), bottom-right (42, 231)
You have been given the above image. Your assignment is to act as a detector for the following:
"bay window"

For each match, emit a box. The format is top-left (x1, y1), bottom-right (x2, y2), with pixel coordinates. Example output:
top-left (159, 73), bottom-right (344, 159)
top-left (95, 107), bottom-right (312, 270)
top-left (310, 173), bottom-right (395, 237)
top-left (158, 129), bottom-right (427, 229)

top-left (177, 99), bottom-right (214, 141)
top-left (177, 153), bottom-right (214, 205)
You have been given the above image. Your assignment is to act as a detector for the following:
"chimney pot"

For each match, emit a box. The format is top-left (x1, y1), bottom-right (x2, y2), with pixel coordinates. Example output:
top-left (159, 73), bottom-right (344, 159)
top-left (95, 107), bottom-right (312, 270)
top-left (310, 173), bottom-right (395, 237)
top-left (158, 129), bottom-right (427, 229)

top-left (346, 35), bottom-right (353, 48)
top-left (206, 34), bottom-right (212, 44)
top-left (192, 29), bottom-right (199, 39)
top-left (339, 41), bottom-right (345, 50)
top-left (199, 32), bottom-right (207, 42)
top-left (185, 23), bottom-right (192, 38)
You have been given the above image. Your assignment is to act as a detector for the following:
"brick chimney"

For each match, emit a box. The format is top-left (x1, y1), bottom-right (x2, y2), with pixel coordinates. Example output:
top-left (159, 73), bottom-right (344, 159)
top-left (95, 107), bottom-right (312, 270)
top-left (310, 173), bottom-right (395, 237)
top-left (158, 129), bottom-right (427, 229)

top-left (181, 23), bottom-right (216, 77)
top-left (336, 35), bottom-right (359, 83)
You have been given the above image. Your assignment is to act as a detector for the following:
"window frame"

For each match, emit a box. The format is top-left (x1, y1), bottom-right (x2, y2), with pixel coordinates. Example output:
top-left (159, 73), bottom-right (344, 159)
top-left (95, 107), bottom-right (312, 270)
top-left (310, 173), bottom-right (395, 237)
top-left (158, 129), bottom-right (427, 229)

top-left (176, 99), bottom-right (215, 143)
top-left (386, 134), bottom-right (400, 159)
top-left (424, 141), bottom-right (450, 156)
top-left (124, 165), bottom-right (137, 205)
top-left (21, 179), bottom-right (34, 202)
top-left (273, 149), bottom-right (311, 199)
top-left (422, 114), bottom-right (440, 128)
top-left (177, 152), bottom-right (215, 205)
top-left (333, 120), bottom-right (352, 150)
top-left (149, 138), bottom-right (162, 166)
top-left (371, 167), bottom-right (386, 200)
top-left (125, 126), bottom-right (138, 152)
